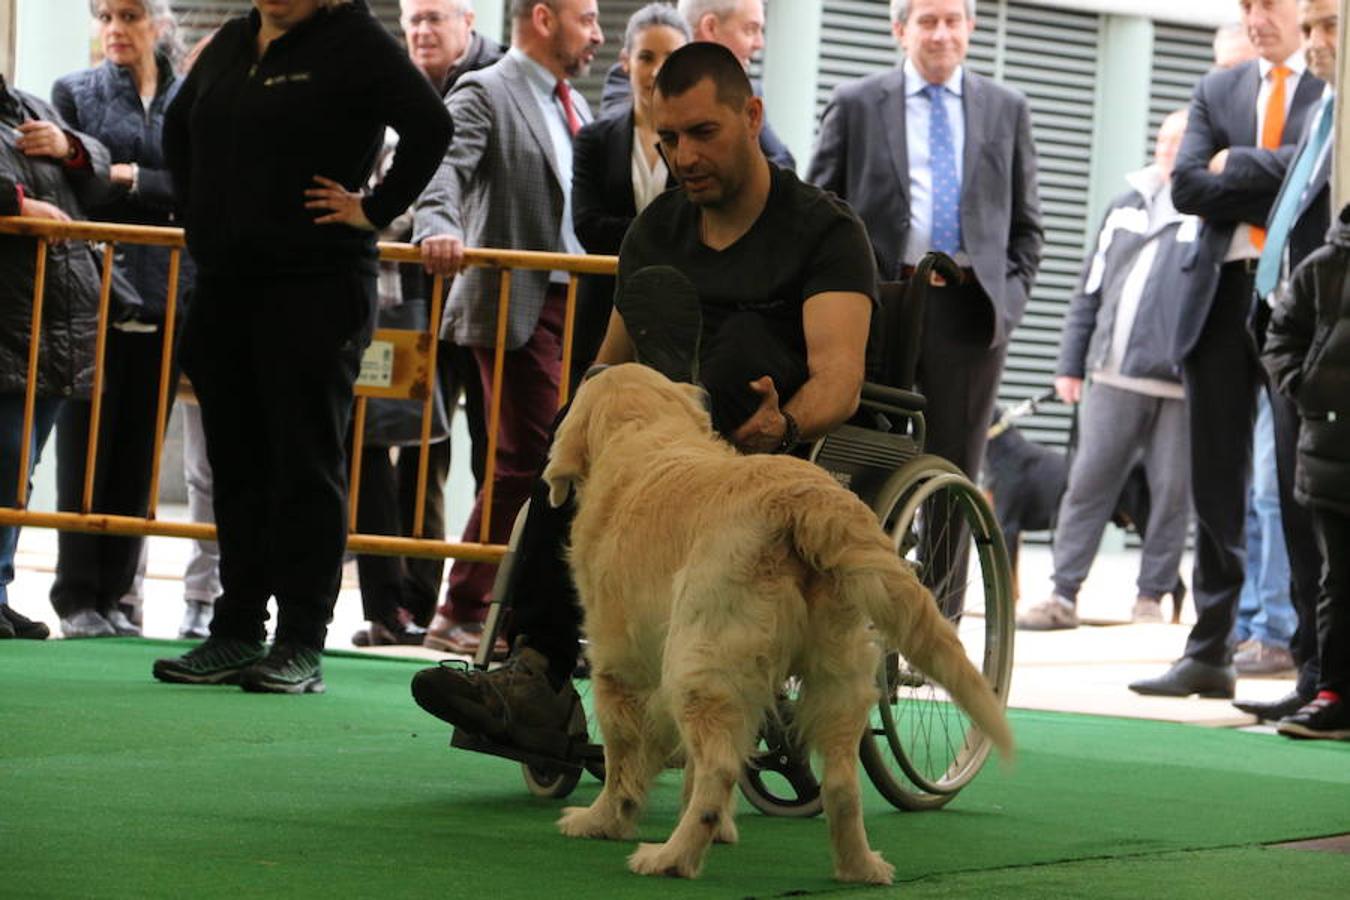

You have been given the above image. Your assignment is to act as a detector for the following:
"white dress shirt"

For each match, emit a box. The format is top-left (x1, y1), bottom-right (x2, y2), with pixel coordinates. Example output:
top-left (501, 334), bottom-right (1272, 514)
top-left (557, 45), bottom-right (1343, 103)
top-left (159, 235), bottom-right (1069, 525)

top-left (1227, 50), bottom-right (1307, 262)
top-left (630, 128), bottom-right (668, 214)
top-left (902, 57), bottom-right (970, 267)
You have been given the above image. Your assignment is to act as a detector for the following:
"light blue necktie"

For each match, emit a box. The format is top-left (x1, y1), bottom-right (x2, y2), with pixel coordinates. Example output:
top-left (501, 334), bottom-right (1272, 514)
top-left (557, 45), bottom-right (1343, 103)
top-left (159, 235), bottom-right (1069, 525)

top-left (1255, 94), bottom-right (1335, 297)
top-left (924, 83), bottom-right (961, 255)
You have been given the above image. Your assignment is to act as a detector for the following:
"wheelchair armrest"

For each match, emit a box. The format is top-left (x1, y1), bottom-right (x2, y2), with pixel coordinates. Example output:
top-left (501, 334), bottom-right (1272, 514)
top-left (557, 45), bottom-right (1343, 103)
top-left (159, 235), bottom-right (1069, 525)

top-left (860, 382), bottom-right (926, 415)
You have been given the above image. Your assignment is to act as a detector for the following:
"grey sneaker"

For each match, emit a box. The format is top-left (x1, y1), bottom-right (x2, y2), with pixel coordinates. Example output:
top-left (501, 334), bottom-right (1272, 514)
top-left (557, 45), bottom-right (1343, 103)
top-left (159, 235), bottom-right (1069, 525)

top-left (60, 610), bottom-right (117, 639)
top-left (179, 599), bottom-right (213, 640)
top-left (1016, 595), bottom-right (1079, 631)
top-left (153, 638), bottom-right (266, 685)
top-left (1234, 640), bottom-right (1295, 675)
top-left (410, 645), bottom-right (586, 758)
top-left (104, 607), bottom-right (142, 637)
top-left (239, 643), bottom-right (325, 694)
top-left (615, 265), bottom-right (702, 384)
top-left (1131, 595), bottom-right (1164, 624)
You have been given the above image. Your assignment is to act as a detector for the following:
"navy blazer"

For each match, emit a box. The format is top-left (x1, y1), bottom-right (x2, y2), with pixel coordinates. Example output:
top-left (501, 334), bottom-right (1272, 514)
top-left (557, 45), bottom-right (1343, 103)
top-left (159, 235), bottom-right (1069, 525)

top-left (1170, 59), bottom-right (1324, 361)
top-left (806, 66), bottom-right (1043, 348)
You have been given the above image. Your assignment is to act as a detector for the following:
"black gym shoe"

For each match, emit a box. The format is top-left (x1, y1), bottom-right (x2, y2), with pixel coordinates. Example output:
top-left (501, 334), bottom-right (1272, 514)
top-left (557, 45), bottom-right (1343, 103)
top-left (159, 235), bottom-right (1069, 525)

top-left (1277, 692), bottom-right (1350, 741)
top-left (153, 638), bottom-right (266, 685)
top-left (1, 605), bottom-right (50, 640)
top-left (615, 265), bottom-right (702, 384)
top-left (410, 645), bottom-right (586, 758)
top-left (239, 643), bottom-right (326, 694)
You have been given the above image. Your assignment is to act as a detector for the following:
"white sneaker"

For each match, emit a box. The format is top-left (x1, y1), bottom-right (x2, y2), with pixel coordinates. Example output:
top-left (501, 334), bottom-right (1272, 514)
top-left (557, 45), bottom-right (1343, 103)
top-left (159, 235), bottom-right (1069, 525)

top-left (179, 599), bottom-right (214, 640)
top-left (1016, 595), bottom-right (1079, 631)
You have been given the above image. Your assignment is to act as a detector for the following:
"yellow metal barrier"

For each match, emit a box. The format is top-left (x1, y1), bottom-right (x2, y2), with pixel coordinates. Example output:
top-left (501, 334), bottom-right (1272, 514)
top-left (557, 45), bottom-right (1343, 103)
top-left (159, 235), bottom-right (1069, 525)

top-left (0, 216), bottom-right (617, 564)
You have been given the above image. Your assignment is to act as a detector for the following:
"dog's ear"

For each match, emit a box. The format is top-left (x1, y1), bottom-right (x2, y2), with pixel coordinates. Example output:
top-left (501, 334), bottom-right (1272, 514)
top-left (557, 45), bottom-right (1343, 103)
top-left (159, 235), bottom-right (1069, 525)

top-left (543, 407), bottom-right (588, 507)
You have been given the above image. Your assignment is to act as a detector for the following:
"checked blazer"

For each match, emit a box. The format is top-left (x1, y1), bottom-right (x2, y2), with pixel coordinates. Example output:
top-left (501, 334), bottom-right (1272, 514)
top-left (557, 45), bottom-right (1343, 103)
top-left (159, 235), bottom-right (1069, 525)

top-left (413, 51), bottom-right (591, 350)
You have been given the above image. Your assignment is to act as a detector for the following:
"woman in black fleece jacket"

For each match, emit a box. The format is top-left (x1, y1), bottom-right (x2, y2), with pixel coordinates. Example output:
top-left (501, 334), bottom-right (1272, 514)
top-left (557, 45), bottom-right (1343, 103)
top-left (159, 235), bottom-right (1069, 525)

top-left (154, 0), bottom-right (451, 694)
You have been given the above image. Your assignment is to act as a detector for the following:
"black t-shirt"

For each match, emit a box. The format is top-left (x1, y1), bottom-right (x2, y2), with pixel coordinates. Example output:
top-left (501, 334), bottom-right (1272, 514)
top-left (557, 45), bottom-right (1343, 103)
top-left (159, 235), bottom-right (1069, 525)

top-left (616, 164), bottom-right (878, 361)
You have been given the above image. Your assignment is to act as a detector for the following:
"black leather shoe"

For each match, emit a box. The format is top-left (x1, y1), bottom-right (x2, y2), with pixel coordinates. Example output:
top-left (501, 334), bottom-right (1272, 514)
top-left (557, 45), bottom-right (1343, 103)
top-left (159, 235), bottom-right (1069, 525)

top-left (1233, 690), bottom-right (1311, 722)
top-left (1128, 658), bottom-right (1236, 698)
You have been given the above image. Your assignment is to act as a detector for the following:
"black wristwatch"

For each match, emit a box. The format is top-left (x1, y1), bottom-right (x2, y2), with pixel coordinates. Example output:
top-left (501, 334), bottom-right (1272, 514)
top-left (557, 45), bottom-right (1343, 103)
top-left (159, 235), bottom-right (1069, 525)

top-left (775, 410), bottom-right (800, 454)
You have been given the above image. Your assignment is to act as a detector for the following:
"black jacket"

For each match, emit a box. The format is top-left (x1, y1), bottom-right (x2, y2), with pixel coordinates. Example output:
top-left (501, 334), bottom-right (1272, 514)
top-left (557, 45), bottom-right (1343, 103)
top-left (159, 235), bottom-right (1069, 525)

top-left (163, 0), bottom-right (451, 277)
top-left (0, 80), bottom-right (121, 398)
top-left (53, 54), bottom-right (193, 320)
top-left (1057, 170), bottom-right (1194, 384)
top-left (1263, 205), bottom-right (1350, 515)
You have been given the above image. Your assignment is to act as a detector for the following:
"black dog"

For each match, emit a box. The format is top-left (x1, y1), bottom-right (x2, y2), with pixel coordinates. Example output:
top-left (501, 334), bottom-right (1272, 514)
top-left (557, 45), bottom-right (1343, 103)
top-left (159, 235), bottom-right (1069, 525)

top-left (982, 398), bottom-right (1186, 621)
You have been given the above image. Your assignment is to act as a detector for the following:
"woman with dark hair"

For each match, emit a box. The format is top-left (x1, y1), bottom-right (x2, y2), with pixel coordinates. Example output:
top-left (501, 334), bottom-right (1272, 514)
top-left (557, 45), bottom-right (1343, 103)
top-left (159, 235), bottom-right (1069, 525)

top-left (151, 0), bottom-right (451, 693)
top-left (48, 0), bottom-right (193, 639)
top-left (568, 2), bottom-right (688, 391)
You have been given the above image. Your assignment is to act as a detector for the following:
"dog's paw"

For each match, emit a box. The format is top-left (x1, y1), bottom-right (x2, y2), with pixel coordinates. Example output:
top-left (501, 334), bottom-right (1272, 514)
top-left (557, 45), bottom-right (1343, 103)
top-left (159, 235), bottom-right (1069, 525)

top-left (628, 842), bottom-right (700, 879)
top-left (835, 850), bottom-right (894, 885)
top-left (556, 806), bottom-right (631, 840)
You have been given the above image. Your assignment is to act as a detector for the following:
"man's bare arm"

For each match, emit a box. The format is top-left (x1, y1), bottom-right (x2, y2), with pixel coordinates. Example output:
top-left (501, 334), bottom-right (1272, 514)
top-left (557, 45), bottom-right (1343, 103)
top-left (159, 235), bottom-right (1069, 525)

top-left (732, 290), bottom-right (871, 452)
top-left (594, 307), bottom-right (637, 366)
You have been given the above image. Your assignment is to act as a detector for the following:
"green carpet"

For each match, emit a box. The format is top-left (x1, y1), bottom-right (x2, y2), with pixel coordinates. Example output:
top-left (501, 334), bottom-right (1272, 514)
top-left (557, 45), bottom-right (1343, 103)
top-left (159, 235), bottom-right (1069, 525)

top-left (2, 640), bottom-right (1348, 898)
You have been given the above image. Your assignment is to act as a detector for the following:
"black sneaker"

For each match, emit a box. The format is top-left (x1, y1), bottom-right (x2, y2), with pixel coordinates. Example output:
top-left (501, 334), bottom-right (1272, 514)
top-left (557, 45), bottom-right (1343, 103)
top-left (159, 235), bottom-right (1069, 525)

top-left (1, 605), bottom-right (50, 640)
top-left (615, 265), bottom-right (702, 384)
top-left (1277, 693), bottom-right (1350, 741)
top-left (153, 638), bottom-right (266, 685)
top-left (410, 645), bottom-right (586, 758)
top-left (239, 643), bottom-right (325, 694)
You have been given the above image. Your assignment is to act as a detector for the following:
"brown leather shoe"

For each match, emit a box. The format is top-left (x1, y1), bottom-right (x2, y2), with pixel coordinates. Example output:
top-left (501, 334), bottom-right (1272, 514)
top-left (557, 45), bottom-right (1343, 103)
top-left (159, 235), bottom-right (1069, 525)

top-left (423, 618), bottom-right (509, 660)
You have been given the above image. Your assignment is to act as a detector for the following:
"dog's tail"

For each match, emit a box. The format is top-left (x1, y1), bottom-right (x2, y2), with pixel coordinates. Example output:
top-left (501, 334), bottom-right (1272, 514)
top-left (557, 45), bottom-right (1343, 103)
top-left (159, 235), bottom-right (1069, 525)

top-left (788, 490), bottom-right (1014, 761)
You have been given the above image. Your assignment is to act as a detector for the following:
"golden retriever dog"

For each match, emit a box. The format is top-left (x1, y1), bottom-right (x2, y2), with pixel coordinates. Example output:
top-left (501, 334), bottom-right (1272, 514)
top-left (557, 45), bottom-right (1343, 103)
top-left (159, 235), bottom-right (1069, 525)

top-left (542, 364), bottom-right (1013, 885)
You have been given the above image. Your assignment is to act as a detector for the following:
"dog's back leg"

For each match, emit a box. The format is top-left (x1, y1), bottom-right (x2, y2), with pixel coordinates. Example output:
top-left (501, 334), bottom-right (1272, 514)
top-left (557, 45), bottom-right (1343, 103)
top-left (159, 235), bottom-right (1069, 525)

top-left (558, 673), bottom-right (669, 841)
top-left (796, 629), bottom-right (895, 885)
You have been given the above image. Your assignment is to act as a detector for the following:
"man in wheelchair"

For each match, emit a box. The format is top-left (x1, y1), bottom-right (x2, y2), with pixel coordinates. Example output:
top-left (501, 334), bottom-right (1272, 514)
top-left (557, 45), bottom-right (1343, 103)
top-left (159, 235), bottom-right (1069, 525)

top-left (410, 42), bottom-right (878, 758)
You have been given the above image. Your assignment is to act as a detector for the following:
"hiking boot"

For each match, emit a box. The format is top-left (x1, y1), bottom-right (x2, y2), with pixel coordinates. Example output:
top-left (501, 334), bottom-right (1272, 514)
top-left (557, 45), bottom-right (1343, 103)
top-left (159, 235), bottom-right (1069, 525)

top-left (1234, 640), bottom-right (1295, 675)
top-left (615, 265), bottom-right (702, 384)
top-left (153, 638), bottom-right (266, 685)
top-left (410, 645), bottom-right (587, 759)
top-left (179, 599), bottom-right (213, 640)
top-left (104, 607), bottom-right (142, 637)
top-left (1016, 595), bottom-right (1079, 631)
top-left (1131, 595), bottom-right (1164, 624)
top-left (239, 643), bottom-right (325, 694)
top-left (1277, 692), bottom-right (1350, 741)
top-left (60, 610), bottom-right (117, 639)
top-left (1, 605), bottom-right (50, 640)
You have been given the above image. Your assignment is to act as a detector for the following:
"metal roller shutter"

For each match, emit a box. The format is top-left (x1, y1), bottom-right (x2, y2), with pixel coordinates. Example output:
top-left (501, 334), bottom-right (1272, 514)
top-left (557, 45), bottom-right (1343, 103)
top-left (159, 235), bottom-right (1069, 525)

top-left (1148, 21), bottom-right (1216, 138)
top-left (816, 0), bottom-right (1100, 449)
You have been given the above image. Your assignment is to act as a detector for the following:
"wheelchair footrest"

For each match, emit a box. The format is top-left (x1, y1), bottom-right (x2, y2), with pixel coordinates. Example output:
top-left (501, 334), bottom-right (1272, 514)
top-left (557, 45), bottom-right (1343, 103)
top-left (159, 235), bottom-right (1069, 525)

top-left (450, 726), bottom-right (602, 773)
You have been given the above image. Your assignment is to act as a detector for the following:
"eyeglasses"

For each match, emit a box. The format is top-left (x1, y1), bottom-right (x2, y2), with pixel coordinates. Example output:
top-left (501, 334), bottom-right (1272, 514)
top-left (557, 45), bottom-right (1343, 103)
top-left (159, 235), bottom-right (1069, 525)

top-left (402, 11), bottom-right (462, 28)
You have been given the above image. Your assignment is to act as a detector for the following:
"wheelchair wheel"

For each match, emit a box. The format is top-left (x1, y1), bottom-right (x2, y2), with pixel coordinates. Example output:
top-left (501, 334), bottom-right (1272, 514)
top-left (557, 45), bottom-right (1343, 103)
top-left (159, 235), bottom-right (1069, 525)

top-left (521, 762), bottom-right (581, 799)
top-left (859, 456), bottom-right (1014, 811)
top-left (737, 686), bottom-right (824, 818)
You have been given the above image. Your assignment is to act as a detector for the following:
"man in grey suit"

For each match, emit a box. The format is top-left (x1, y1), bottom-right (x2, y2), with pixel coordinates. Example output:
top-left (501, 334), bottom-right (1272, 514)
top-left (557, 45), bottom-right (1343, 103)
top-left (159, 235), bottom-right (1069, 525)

top-left (1129, 0), bottom-right (1324, 700)
top-left (413, 0), bottom-right (603, 657)
top-left (1233, 0), bottom-right (1341, 721)
top-left (806, 0), bottom-right (1042, 538)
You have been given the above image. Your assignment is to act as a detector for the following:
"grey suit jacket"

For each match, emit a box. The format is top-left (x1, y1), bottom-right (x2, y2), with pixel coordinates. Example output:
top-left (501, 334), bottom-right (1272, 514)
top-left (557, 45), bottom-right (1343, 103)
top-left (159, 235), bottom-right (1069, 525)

top-left (806, 65), bottom-right (1043, 348)
top-left (413, 51), bottom-right (591, 349)
top-left (1169, 59), bottom-right (1323, 361)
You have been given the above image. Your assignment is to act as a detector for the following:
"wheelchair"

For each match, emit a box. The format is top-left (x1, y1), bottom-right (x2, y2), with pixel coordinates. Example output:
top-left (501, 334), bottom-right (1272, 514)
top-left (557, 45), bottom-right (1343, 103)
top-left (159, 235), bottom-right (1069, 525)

top-left (447, 252), bottom-right (1015, 816)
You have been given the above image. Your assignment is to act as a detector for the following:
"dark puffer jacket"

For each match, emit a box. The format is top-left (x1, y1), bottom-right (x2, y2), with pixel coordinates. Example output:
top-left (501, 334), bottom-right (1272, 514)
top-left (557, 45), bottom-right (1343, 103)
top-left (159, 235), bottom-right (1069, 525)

top-left (0, 80), bottom-right (120, 399)
top-left (52, 54), bottom-right (193, 321)
top-left (1263, 204), bottom-right (1350, 515)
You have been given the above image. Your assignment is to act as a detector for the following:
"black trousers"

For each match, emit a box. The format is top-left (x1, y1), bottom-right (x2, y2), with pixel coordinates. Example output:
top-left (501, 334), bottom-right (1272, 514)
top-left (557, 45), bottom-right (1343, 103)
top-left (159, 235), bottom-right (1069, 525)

top-left (181, 270), bottom-right (372, 650)
top-left (1184, 267), bottom-right (1326, 681)
top-left (49, 329), bottom-right (170, 617)
top-left (913, 280), bottom-right (1007, 610)
top-left (509, 311), bottom-right (809, 680)
top-left (1310, 506), bottom-right (1350, 695)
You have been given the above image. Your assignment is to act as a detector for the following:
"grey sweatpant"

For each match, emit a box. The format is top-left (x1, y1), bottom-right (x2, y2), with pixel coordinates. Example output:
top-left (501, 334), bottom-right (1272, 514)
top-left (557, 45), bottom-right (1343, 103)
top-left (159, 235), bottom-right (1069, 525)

top-left (1052, 381), bottom-right (1191, 603)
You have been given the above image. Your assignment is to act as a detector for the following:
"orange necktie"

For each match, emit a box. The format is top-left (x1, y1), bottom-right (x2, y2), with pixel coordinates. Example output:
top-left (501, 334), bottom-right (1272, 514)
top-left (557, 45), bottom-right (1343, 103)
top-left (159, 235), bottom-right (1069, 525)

top-left (1252, 65), bottom-right (1291, 250)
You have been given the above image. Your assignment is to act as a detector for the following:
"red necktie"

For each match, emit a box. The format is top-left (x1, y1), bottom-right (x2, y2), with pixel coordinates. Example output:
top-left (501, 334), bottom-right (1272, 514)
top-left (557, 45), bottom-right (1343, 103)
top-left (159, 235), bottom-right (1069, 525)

top-left (554, 80), bottom-right (580, 138)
